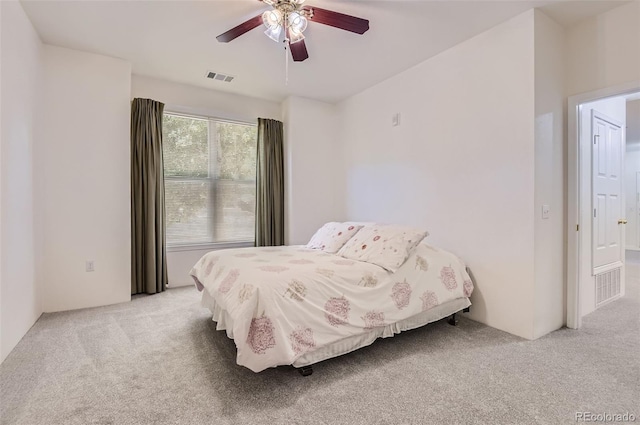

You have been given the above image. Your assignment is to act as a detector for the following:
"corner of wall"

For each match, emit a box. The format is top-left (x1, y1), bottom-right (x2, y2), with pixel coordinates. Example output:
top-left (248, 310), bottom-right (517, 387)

top-left (532, 7), bottom-right (566, 339)
top-left (281, 97), bottom-right (293, 245)
top-left (1, 0), bottom-right (45, 363)
top-left (280, 96), bottom-right (342, 245)
top-left (336, 10), bottom-right (539, 340)
top-left (39, 46), bottom-right (133, 313)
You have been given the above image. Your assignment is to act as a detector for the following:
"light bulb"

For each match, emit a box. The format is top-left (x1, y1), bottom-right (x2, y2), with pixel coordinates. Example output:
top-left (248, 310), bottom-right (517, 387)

top-left (262, 10), bottom-right (282, 29)
top-left (288, 12), bottom-right (307, 33)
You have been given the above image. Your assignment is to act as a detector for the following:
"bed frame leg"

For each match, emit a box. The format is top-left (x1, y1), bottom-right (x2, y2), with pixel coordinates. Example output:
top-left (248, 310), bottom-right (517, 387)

top-left (298, 365), bottom-right (313, 376)
top-left (449, 307), bottom-right (470, 326)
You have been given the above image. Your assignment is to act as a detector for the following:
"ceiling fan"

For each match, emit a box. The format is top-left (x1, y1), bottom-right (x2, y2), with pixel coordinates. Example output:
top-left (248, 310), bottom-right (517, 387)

top-left (216, 0), bottom-right (370, 62)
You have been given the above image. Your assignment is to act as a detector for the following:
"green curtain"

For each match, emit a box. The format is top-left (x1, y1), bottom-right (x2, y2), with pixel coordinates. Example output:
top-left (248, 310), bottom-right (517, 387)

top-left (131, 98), bottom-right (168, 295)
top-left (255, 118), bottom-right (285, 247)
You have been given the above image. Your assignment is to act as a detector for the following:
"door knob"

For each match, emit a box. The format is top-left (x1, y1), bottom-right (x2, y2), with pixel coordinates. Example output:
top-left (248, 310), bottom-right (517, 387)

top-left (618, 219), bottom-right (628, 224)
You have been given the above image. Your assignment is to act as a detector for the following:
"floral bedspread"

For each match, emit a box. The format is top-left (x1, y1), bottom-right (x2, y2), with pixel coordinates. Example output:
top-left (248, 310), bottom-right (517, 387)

top-left (190, 243), bottom-right (473, 372)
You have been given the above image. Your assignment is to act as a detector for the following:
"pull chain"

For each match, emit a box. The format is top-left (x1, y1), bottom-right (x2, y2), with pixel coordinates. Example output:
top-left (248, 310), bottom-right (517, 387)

top-left (284, 38), bottom-right (289, 86)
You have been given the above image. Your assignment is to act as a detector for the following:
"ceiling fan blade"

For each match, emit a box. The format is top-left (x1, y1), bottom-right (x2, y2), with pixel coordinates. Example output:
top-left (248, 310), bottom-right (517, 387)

top-left (304, 6), bottom-right (369, 35)
top-left (216, 14), bottom-right (264, 43)
top-left (289, 38), bottom-right (309, 62)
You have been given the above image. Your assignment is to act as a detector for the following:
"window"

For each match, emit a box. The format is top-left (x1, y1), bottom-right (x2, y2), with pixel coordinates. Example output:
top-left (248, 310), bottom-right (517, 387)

top-left (162, 113), bottom-right (257, 248)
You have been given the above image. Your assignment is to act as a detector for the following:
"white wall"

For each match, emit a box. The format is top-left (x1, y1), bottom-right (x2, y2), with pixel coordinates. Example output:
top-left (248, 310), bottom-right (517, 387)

top-left (625, 100), bottom-right (640, 250)
top-left (282, 96), bottom-right (341, 245)
top-left (626, 146), bottom-right (640, 250)
top-left (0, 0), bottom-right (43, 362)
top-left (163, 249), bottom-right (213, 287)
top-left (566, 1), bottom-right (640, 97)
top-left (132, 75), bottom-right (281, 124)
top-left (578, 96), bottom-right (627, 316)
top-left (40, 46), bottom-right (132, 312)
top-left (337, 11), bottom-right (538, 339)
top-left (533, 10), bottom-right (566, 338)
top-left (132, 75), bottom-right (281, 287)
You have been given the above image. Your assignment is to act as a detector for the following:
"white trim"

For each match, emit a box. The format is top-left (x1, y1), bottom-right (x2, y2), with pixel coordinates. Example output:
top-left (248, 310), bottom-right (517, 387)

top-left (567, 80), bottom-right (640, 330)
top-left (592, 261), bottom-right (624, 276)
top-left (164, 104), bottom-right (257, 126)
top-left (594, 293), bottom-right (622, 308)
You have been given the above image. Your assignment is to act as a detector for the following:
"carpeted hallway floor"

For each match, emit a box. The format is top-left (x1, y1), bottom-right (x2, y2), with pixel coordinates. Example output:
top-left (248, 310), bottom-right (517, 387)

top-left (1, 262), bottom-right (638, 425)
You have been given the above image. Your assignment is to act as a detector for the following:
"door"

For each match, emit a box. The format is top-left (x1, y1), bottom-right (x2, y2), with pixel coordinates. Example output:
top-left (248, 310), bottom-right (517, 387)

top-left (591, 110), bottom-right (625, 273)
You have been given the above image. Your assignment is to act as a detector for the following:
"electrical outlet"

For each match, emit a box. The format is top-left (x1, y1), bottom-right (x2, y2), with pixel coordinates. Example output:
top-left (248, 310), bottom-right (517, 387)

top-left (86, 260), bottom-right (95, 272)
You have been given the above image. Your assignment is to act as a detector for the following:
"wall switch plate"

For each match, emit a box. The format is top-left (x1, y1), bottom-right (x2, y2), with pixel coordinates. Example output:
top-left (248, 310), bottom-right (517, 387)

top-left (86, 260), bottom-right (95, 272)
top-left (542, 204), bottom-right (550, 219)
top-left (392, 113), bottom-right (401, 127)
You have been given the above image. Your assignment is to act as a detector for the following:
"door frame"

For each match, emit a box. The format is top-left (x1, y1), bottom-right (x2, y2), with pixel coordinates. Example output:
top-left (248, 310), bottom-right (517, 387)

top-left (637, 172), bottom-right (640, 249)
top-left (567, 80), bottom-right (640, 329)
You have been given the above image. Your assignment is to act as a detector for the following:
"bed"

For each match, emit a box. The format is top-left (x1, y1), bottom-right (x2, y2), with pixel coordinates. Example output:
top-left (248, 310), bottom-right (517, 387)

top-left (190, 231), bottom-right (474, 375)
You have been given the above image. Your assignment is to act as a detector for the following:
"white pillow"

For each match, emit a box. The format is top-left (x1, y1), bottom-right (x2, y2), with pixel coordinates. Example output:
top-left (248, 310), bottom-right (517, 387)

top-left (337, 224), bottom-right (428, 272)
top-left (306, 222), bottom-right (364, 253)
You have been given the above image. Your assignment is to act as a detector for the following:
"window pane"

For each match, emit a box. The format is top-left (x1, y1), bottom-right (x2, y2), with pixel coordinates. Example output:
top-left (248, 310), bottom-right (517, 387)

top-left (214, 180), bottom-right (256, 243)
top-left (163, 115), bottom-right (209, 178)
top-left (163, 114), bottom-right (256, 246)
top-left (165, 180), bottom-right (212, 245)
top-left (214, 122), bottom-right (257, 180)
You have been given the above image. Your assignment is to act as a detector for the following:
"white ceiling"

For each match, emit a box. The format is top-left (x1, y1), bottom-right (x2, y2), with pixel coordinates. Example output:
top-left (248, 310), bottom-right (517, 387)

top-left (21, 0), bottom-right (628, 103)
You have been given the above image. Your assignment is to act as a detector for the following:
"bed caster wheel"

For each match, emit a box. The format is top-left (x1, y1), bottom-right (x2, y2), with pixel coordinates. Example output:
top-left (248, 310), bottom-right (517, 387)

top-left (298, 366), bottom-right (313, 376)
top-left (448, 313), bottom-right (459, 326)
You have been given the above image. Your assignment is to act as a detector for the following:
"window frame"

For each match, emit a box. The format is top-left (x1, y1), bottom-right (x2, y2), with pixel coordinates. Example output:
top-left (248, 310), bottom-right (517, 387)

top-left (162, 110), bottom-right (257, 252)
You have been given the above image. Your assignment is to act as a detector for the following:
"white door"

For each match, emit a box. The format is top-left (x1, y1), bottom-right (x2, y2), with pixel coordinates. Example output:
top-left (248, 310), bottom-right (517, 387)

top-left (591, 110), bottom-right (625, 272)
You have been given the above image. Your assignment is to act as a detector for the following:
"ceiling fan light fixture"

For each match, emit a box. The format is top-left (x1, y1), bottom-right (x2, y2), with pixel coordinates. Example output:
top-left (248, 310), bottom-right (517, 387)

top-left (216, 0), bottom-right (369, 63)
top-left (288, 12), bottom-right (308, 33)
top-left (288, 30), bottom-right (305, 44)
top-left (262, 10), bottom-right (283, 29)
top-left (264, 25), bottom-right (282, 43)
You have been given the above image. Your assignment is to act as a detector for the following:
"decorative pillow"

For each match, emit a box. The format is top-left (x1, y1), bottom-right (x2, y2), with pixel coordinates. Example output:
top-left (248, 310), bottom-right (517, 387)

top-left (337, 224), bottom-right (428, 272)
top-left (306, 222), bottom-right (364, 253)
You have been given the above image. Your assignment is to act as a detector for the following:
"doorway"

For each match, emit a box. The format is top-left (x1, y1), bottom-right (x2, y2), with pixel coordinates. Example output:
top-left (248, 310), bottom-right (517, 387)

top-left (567, 82), bottom-right (640, 329)
top-left (625, 100), bottom-right (640, 253)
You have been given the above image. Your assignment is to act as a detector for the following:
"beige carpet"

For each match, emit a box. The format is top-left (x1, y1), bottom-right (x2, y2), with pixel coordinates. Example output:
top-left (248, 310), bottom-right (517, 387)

top-left (1, 262), bottom-right (638, 425)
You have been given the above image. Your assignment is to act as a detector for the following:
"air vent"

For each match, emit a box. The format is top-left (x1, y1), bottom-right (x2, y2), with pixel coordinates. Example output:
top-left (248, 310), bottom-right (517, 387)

top-left (595, 267), bottom-right (621, 307)
top-left (206, 71), bottom-right (234, 83)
